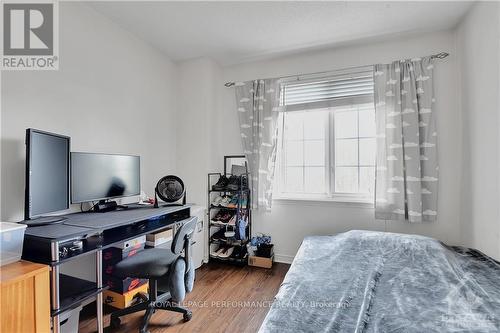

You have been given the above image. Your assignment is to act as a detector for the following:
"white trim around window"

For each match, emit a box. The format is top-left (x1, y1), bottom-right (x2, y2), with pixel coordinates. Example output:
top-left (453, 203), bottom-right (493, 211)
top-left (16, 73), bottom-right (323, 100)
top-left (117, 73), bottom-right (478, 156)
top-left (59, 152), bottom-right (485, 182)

top-left (274, 68), bottom-right (376, 205)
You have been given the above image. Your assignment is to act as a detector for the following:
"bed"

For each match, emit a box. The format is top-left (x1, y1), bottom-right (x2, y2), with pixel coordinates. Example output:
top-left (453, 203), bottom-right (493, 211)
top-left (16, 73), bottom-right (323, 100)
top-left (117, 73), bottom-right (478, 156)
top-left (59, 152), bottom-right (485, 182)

top-left (259, 230), bottom-right (500, 333)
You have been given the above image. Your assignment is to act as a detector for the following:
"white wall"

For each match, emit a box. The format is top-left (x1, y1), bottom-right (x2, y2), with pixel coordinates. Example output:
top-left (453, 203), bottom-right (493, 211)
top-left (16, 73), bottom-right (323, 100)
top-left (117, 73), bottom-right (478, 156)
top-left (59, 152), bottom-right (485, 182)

top-left (456, 2), bottom-right (500, 260)
top-left (176, 58), bottom-right (221, 207)
top-left (0, 3), bottom-right (178, 280)
top-left (216, 30), bottom-right (462, 262)
top-left (1, 2), bottom-right (178, 223)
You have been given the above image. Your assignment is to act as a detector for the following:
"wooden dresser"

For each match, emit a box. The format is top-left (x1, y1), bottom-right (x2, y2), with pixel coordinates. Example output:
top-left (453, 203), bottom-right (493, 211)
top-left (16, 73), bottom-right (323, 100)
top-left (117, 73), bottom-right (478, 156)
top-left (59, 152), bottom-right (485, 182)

top-left (1, 260), bottom-right (51, 333)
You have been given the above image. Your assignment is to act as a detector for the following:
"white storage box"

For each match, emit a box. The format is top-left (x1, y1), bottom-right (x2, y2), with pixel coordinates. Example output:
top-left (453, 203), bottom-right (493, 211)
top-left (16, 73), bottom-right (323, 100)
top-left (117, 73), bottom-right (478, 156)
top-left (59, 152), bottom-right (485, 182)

top-left (0, 222), bottom-right (27, 266)
top-left (60, 305), bottom-right (82, 333)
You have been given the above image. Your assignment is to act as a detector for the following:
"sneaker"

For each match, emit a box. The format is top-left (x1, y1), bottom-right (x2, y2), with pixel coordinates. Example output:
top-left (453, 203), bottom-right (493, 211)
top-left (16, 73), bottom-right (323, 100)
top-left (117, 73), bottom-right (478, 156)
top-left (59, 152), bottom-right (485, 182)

top-left (227, 175), bottom-right (240, 191)
top-left (220, 211), bottom-right (231, 222)
top-left (210, 244), bottom-right (220, 257)
top-left (229, 246), bottom-right (242, 259)
top-left (211, 228), bottom-right (226, 242)
top-left (219, 246), bottom-right (234, 258)
top-left (220, 196), bottom-right (232, 207)
top-left (212, 175), bottom-right (229, 191)
top-left (239, 198), bottom-right (248, 209)
top-left (215, 247), bottom-right (227, 258)
top-left (228, 215), bottom-right (237, 226)
top-left (211, 195), bottom-right (223, 206)
top-left (226, 196), bottom-right (239, 209)
top-left (213, 211), bottom-right (233, 225)
top-left (230, 246), bottom-right (248, 260)
top-left (210, 211), bottom-right (224, 222)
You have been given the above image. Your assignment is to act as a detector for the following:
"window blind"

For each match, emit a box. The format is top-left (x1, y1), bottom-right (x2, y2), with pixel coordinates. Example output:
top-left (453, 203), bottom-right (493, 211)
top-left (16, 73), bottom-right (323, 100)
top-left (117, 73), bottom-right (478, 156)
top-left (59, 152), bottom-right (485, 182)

top-left (280, 67), bottom-right (374, 111)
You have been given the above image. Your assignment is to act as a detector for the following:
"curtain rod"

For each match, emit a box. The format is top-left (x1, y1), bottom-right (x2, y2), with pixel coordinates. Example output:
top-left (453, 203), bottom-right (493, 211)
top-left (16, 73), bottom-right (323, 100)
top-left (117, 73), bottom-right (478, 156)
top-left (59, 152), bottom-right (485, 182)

top-left (224, 52), bottom-right (449, 87)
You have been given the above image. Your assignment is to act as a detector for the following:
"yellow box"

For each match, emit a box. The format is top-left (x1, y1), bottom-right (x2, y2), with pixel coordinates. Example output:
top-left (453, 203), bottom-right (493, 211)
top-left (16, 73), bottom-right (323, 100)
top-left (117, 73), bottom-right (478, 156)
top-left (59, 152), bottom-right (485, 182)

top-left (103, 283), bottom-right (149, 309)
top-left (248, 255), bottom-right (274, 269)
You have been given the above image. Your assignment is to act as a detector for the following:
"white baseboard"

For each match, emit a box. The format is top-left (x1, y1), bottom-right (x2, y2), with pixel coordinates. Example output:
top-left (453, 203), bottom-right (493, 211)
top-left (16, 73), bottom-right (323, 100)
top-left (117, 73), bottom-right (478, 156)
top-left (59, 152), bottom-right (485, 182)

top-left (274, 254), bottom-right (294, 264)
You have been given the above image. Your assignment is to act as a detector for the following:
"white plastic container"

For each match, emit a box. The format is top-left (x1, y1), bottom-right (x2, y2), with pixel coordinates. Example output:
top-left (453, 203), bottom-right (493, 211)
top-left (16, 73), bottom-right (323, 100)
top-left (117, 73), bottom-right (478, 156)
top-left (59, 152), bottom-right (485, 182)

top-left (59, 305), bottom-right (82, 333)
top-left (0, 222), bottom-right (27, 266)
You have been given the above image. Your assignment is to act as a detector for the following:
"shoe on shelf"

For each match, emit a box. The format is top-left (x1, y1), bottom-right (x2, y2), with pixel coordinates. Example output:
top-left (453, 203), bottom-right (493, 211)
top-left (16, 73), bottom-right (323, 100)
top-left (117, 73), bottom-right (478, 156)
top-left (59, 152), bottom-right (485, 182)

top-left (212, 175), bottom-right (229, 191)
top-left (211, 228), bottom-right (226, 242)
top-left (211, 195), bottom-right (223, 206)
top-left (220, 211), bottom-right (232, 222)
top-left (229, 246), bottom-right (242, 259)
top-left (213, 211), bottom-right (233, 225)
top-left (218, 246), bottom-right (234, 258)
top-left (215, 246), bottom-right (230, 258)
top-left (230, 246), bottom-right (248, 260)
top-left (228, 215), bottom-right (237, 226)
top-left (226, 196), bottom-right (239, 209)
top-left (212, 220), bottom-right (225, 226)
top-left (220, 196), bottom-right (232, 207)
top-left (239, 198), bottom-right (248, 209)
top-left (227, 175), bottom-right (241, 191)
top-left (210, 211), bottom-right (224, 222)
top-left (210, 244), bottom-right (220, 257)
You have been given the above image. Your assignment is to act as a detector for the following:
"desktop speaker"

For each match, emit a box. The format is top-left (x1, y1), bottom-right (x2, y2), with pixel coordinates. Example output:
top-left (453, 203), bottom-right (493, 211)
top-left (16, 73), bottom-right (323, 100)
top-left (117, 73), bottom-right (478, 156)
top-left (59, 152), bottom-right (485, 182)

top-left (154, 175), bottom-right (186, 207)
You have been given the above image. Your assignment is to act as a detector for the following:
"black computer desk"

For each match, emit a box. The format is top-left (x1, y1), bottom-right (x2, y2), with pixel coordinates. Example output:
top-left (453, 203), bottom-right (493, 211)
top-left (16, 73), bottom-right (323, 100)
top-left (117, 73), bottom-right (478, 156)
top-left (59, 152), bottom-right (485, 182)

top-left (22, 204), bottom-right (193, 333)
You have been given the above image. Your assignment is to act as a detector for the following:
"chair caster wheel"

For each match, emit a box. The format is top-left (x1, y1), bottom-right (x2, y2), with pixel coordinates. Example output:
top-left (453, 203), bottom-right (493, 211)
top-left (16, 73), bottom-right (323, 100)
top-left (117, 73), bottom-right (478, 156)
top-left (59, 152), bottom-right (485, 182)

top-left (110, 316), bottom-right (121, 328)
top-left (183, 311), bottom-right (192, 322)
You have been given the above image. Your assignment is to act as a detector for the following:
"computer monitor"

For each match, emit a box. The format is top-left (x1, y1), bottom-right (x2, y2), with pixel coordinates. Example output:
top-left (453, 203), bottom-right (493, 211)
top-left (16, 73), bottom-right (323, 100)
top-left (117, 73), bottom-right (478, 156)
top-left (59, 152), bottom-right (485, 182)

top-left (71, 152), bottom-right (140, 204)
top-left (25, 129), bottom-right (70, 222)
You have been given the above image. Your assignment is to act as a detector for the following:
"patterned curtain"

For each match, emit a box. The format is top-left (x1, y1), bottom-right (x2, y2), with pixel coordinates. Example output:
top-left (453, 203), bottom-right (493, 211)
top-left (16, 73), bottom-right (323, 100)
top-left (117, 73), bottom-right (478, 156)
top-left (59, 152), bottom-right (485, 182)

top-left (374, 57), bottom-right (438, 222)
top-left (235, 79), bottom-right (281, 210)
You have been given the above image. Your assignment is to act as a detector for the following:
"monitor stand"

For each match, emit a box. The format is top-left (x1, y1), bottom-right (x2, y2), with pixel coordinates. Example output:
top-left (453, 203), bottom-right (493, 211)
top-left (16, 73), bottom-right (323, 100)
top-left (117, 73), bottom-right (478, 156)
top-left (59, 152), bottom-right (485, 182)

top-left (94, 200), bottom-right (118, 213)
top-left (23, 216), bottom-right (67, 227)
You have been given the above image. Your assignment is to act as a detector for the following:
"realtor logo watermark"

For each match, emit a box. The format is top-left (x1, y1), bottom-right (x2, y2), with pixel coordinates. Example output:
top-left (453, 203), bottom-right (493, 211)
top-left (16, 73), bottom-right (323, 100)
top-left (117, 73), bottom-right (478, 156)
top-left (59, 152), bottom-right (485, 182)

top-left (1, 0), bottom-right (59, 70)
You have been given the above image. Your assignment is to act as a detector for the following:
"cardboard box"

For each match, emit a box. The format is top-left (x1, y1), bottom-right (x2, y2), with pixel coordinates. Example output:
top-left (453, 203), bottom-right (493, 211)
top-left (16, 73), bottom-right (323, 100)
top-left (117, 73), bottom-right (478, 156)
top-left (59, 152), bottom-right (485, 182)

top-left (103, 283), bottom-right (149, 309)
top-left (102, 243), bottom-right (145, 266)
top-left (115, 235), bottom-right (146, 250)
top-left (248, 255), bottom-right (274, 269)
top-left (146, 228), bottom-right (173, 247)
top-left (103, 274), bottom-right (148, 293)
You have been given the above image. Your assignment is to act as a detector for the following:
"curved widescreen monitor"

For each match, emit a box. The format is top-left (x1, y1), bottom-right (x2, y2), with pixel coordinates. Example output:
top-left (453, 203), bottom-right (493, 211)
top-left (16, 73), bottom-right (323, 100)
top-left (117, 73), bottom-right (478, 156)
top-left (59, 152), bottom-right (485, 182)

top-left (25, 129), bottom-right (70, 219)
top-left (71, 152), bottom-right (140, 203)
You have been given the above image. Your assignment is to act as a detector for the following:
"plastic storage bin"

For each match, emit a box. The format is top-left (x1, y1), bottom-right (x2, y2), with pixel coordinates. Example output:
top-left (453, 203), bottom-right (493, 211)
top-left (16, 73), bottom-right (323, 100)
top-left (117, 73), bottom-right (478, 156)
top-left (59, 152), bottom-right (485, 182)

top-left (60, 305), bottom-right (82, 333)
top-left (0, 222), bottom-right (27, 266)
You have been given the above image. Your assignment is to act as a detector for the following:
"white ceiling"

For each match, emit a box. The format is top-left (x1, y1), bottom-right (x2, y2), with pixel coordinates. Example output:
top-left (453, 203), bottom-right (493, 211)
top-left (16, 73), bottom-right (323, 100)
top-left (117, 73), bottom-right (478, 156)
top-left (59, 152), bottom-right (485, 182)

top-left (88, 1), bottom-right (473, 66)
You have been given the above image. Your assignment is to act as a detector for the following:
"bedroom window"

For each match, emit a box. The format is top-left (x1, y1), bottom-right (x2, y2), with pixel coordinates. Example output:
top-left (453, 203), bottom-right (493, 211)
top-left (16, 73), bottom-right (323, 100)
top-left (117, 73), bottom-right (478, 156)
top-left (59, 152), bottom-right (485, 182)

top-left (275, 67), bottom-right (375, 202)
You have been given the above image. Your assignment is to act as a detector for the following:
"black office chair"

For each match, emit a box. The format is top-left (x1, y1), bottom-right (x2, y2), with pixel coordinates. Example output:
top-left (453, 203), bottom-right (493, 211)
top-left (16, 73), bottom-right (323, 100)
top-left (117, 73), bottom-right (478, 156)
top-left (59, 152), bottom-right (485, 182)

top-left (109, 217), bottom-right (197, 333)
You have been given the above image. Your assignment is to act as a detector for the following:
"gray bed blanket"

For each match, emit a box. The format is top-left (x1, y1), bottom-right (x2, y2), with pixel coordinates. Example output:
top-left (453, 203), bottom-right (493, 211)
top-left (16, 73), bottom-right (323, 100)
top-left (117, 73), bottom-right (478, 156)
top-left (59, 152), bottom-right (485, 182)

top-left (259, 230), bottom-right (500, 333)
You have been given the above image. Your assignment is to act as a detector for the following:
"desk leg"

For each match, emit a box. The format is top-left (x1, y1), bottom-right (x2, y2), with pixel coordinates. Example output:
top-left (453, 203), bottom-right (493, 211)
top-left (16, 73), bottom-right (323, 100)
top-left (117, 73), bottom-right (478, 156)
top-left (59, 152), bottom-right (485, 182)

top-left (96, 249), bottom-right (104, 333)
top-left (51, 265), bottom-right (60, 333)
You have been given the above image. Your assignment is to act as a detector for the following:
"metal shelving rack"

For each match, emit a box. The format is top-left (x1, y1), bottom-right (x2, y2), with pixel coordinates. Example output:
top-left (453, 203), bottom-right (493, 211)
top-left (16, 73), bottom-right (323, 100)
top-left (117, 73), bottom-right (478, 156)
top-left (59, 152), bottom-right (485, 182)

top-left (207, 156), bottom-right (252, 266)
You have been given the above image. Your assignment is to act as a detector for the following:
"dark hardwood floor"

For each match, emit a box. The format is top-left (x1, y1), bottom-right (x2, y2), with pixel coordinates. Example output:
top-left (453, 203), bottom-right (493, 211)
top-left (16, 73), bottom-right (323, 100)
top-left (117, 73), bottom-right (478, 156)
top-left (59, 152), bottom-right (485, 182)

top-left (79, 262), bottom-right (290, 333)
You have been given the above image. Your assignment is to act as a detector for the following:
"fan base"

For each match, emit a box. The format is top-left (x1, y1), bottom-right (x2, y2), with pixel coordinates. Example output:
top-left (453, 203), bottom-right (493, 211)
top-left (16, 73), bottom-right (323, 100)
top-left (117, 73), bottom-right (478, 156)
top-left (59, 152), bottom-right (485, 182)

top-left (153, 192), bottom-right (186, 208)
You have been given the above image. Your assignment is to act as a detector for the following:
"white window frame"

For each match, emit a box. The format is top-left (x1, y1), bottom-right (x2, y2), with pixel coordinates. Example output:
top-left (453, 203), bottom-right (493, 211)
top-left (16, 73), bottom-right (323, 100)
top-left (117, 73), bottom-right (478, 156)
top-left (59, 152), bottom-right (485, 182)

top-left (274, 67), bottom-right (375, 205)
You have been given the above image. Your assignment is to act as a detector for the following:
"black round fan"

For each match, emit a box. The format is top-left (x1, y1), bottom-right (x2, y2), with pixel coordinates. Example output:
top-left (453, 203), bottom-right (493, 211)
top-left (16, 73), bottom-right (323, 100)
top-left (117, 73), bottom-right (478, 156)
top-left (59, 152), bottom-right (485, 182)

top-left (154, 175), bottom-right (186, 208)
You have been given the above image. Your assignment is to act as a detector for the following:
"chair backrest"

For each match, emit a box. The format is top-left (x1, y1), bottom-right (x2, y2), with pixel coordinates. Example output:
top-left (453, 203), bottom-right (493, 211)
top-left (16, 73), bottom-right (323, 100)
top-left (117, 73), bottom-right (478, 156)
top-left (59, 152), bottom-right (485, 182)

top-left (171, 216), bottom-right (197, 255)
